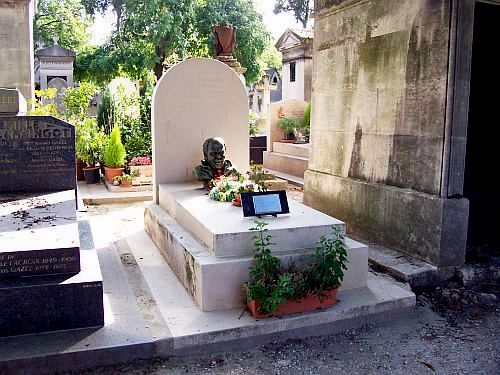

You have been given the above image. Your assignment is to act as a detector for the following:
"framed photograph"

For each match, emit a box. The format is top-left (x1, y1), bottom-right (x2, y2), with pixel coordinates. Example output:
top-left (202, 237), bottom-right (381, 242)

top-left (241, 190), bottom-right (290, 217)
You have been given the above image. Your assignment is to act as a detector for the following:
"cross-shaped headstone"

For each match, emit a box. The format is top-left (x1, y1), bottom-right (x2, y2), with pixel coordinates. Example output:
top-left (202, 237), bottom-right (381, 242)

top-left (255, 74), bottom-right (277, 116)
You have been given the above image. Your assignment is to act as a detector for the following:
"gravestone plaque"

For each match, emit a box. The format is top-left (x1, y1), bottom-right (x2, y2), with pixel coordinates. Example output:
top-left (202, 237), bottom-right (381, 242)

top-left (0, 88), bottom-right (27, 115)
top-left (0, 116), bottom-right (76, 192)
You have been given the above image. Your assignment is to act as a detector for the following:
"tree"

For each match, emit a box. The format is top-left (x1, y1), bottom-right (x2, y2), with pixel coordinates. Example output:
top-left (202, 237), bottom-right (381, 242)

top-left (34, 0), bottom-right (92, 52)
top-left (195, 0), bottom-right (270, 83)
top-left (78, 0), bottom-right (270, 84)
top-left (80, 0), bottom-right (125, 32)
top-left (273, 0), bottom-right (313, 29)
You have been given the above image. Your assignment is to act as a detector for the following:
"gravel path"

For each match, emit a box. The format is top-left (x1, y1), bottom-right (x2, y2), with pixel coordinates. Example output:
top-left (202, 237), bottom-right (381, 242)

top-left (78, 201), bottom-right (499, 375)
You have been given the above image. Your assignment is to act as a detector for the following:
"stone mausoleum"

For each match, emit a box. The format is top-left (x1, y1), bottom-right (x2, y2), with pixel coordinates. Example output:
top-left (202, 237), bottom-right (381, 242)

top-left (0, 0), bottom-right (36, 101)
top-left (305, 0), bottom-right (500, 269)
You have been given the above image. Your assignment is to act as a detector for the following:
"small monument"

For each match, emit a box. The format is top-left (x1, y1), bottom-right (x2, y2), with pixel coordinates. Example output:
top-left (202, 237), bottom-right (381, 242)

top-left (0, 101), bottom-right (104, 336)
top-left (263, 99), bottom-right (309, 179)
top-left (145, 58), bottom-right (369, 311)
top-left (0, 87), bottom-right (27, 116)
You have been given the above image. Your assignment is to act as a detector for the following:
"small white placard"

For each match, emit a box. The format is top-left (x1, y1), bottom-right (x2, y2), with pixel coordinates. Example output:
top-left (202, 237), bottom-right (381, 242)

top-left (252, 194), bottom-right (282, 214)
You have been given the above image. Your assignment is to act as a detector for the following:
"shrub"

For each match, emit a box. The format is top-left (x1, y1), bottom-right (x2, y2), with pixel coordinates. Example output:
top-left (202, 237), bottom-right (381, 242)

top-left (278, 118), bottom-right (300, 134)
top-left (76, 118), bottom-right (106, 167)
top-left (103, 124), bottom-right (126, 168)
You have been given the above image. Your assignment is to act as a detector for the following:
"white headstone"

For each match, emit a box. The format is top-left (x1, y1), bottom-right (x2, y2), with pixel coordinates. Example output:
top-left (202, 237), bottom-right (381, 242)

top-left (47, 77), bottom-right (68, 113)
top-left (152, 58), bottom-right (249, 203)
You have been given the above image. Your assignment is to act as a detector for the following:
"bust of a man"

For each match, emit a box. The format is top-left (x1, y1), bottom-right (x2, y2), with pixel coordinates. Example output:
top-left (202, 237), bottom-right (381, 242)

top-left (193, 137), bottom-right (238, 189)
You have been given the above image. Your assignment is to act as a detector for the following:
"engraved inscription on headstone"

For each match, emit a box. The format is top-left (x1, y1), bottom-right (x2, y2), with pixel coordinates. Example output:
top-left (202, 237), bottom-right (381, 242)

top-left (0, 116), bottom-right (76, 192)
top-left (0, 88), bottom-right (27, 115)
top-left (0, 251), bottom-right (79, 278)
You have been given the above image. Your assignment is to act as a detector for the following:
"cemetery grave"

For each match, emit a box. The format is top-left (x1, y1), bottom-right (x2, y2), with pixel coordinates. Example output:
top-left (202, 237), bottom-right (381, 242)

top-left (0, 89), bottom-right (104, 337)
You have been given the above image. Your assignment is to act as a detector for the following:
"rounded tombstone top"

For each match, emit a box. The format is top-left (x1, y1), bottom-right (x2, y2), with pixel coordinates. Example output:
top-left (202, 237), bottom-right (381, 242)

top-left (152, 58), bottom-right (249, 195)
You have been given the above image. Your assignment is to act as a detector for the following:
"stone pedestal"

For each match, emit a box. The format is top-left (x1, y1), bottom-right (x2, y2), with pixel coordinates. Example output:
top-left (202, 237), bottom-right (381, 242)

top-left (145, 183), bottom-right (368, 311)
top-left (0, 191), bottom-right (104, 337)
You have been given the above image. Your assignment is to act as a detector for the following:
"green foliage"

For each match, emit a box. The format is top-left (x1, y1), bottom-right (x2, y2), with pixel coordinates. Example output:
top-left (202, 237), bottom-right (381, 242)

top-left (28, 89), bottom-right (59, 116)
top-left (244, 222), bottom-right (348, 314)
top-left (195, 0), bottom-right (270, 83)
top-left (302, 102), bottom-right (311, 139)
top-left (97, 87), bottom-right (112, 133)
top-left (309, 227), bottom-right (348, 292)
top-left (278, 117), bottom-right (300, 134)
top-left (76, 0), bottom-right (269, 84)
top-left (62, 82), bottom-right (97, 122)
top-left (273, 0), bottom-right (313, 29)
top-left (103, 124), bottom-right (126, 167)
top-left (249, 111), bottom-right (259, 137)
top-left (76, 118), bottom-right (106, 167)
top-left (34, 0), bottom-right (92, 52)
top-left (259, 40), bottom-right (282, 72)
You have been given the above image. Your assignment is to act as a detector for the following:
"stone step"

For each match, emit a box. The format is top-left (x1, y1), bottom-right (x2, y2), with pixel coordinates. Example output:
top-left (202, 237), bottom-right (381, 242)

top-left (263, 151), bottom-right (309, 178)
top-left (272, 141), bottom-right (310, 158)
top-left (158, 183), bottom-right (344, 258)
top-left (144, 202), bottom-right (368, 311)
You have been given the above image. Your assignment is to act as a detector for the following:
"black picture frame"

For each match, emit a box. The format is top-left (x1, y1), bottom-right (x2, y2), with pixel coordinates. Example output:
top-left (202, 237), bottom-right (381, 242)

top-left (241, 190), bottom-right (290, 218)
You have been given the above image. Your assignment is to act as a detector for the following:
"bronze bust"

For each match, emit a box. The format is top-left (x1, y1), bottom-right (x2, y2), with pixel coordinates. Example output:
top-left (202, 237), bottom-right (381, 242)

top-left (193, 137), bottom-right (237, 189)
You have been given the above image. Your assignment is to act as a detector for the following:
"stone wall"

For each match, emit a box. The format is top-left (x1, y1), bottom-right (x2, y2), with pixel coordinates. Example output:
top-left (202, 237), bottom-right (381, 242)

top-left (305, 0), bottom-right (470, 267)
top-left (0, 0), bottom-right (35, 101)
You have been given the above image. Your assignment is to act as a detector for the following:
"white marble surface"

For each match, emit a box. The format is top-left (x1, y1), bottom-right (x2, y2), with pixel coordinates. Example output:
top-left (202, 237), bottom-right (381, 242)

top-left (158, 182), bottom-right (345, 257)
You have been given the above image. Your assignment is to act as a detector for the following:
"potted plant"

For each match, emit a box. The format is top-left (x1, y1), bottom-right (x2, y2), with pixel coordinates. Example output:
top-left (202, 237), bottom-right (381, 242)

top-left (76, 118), bottom-right (105, 184)
top-left (113, 170), bottom-right (139, 188)
top-left (243, 221), bottom-right (348, 318)
top-left (278, 118), bottom-right (299, 143)
top-left (103, 124), bottom-right (127, 182)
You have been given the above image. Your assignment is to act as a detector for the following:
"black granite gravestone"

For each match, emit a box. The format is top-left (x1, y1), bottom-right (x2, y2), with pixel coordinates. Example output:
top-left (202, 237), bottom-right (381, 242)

top-left (0, 116), bottom-right (76, 192)
top-left (0, 112), bottom-right (104, 337)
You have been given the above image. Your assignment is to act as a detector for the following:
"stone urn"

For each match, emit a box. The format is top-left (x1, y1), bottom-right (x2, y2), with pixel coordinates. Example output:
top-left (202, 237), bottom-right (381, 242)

top-left (212, 22), bottom-right (236, 56)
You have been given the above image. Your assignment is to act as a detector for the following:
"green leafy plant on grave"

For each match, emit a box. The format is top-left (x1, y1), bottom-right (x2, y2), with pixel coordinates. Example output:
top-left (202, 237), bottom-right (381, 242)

top-left (278, 117), bottom-right (300, 140)
top-left (75, 118), bottom-right (106, 167)
top-left (243, 221), bottom-right (348, 314)
top-left (28, 88), bottom-right (59, 117)
top-left (103, 124), bottom-right (126, 168)
top-left (301, 101), bottom-right (311, 141)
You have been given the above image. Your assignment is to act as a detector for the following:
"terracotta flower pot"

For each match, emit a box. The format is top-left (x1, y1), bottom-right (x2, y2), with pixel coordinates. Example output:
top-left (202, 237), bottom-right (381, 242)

top-left (120, 180), bottom-right (132, 188)
top-left (247, 288), bottom-right (338, 319)
top-left (232, 193), bottom-right (242, 207)
top-left (104, 166), bottom-right (124, 183)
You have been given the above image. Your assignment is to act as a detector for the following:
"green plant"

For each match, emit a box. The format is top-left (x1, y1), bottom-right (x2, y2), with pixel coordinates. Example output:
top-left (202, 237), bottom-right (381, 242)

top-left (247, 164), bottom-right (270, 192)
top-left (62, 82), bottom-right (96, 122)
top-left (249, 111), bottom-right (259, 137)
top-left (76, 118), bottom-right (106, 167)
top-left (103, 124), bottom-right (126, 168)
top-left (302, 102), bottom-right (311, 139)
top-left (278, 117), bottom-right (300, 135)
top-left (244, 222), bottom-right (348, 314)
top-left (28, 88), bottom-right (59, 116)
top-left (113, 170), bottom-right (139, 183)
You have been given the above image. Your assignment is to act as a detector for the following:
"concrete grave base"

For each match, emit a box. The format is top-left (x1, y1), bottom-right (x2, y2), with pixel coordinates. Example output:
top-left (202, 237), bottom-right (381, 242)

top-left (304, 171), bottom-right (470, 267)
top-left (0, 249), bottom-right (104, 337)
top-left (144, 202), bottom-right (368, 311)
top-left (0, 190), bottom-right (81, 277)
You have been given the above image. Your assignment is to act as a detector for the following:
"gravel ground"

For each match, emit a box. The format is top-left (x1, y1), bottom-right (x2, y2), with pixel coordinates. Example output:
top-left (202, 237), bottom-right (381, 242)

top-left (78, 196), bottom-right (499, 375)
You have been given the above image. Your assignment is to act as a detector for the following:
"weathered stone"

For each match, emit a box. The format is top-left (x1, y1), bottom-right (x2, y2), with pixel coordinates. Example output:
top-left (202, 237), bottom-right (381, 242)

top-left (0, 0), bottom-right (36, 101)
top-left (304, 170), bottom-right (469, 267)
top-left (305, 0), bottom-right (472, 267)
top-left (152, 58), bottom-right (249, 203)
top-left (0, 116), bottom-right (76, 192)
top-left (0, 88), bottom-right (27, 115)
